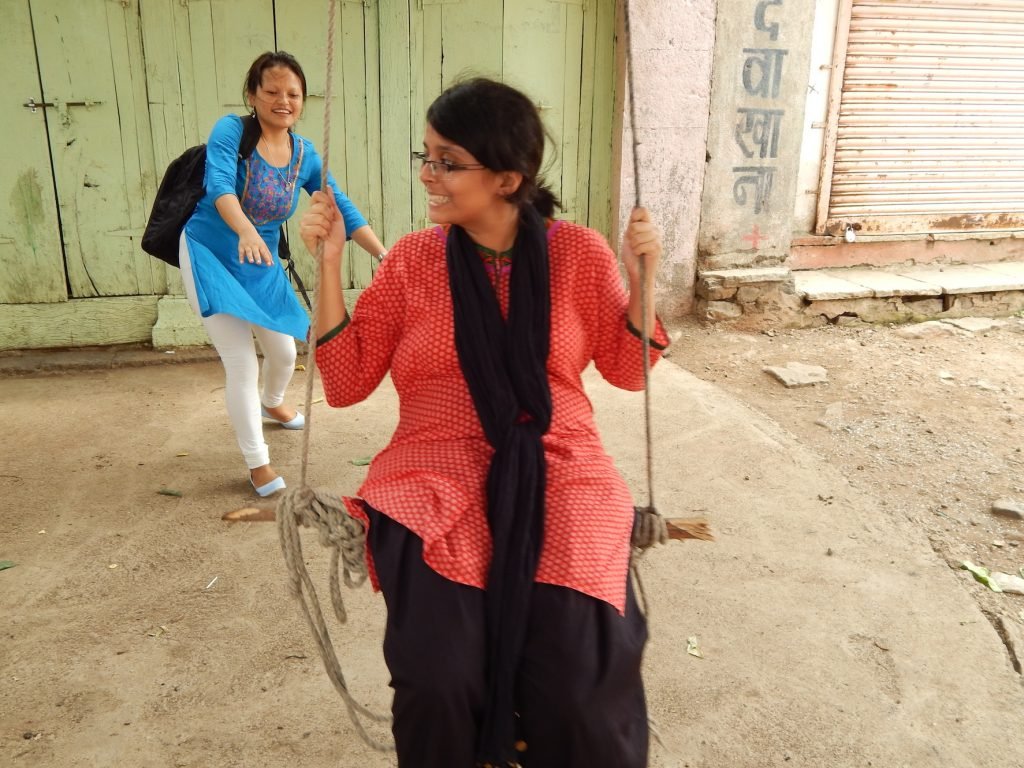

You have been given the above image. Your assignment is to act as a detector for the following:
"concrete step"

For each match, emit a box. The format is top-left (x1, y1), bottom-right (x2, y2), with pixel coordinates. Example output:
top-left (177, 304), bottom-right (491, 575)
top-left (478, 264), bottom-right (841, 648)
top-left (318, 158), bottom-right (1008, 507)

top-left (795, 262), bottom-right (1024, 302)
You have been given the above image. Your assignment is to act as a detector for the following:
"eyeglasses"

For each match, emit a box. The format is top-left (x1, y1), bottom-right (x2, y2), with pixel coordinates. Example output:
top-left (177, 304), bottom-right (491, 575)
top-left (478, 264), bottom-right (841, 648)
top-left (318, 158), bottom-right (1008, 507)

top-left (411, 151), bottom-right (486, 178)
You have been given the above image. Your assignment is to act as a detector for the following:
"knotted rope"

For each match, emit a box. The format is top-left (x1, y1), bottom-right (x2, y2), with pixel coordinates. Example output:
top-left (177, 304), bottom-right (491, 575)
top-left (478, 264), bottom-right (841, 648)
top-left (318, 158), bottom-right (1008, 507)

top-left (623, 0), bottom-right (670, 619)
top-left (274, 0), bottom-right (394, 752)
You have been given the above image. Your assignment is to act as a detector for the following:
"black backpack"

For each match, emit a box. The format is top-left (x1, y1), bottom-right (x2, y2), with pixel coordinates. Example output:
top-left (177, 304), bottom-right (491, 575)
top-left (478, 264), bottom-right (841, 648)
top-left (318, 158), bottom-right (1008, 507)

top-left (142, 116), bottom-right (308, 307)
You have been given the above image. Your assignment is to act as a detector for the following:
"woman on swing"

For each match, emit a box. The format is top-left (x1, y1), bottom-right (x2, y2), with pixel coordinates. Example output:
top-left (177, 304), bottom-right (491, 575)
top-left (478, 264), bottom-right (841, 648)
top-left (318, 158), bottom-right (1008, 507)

top-left (300, 77), bottom-right (669, 768)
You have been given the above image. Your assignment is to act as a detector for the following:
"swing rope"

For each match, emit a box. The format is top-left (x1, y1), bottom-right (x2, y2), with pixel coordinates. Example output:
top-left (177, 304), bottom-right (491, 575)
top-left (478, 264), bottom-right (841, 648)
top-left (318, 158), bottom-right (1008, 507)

top-left (274, 0), bottom-right (394, 752)
top-left (624, 0), bottom-right (668, 582)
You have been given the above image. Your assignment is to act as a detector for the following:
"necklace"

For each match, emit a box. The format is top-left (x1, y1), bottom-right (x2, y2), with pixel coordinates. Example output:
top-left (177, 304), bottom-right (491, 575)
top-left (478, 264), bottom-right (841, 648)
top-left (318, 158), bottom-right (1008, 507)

top-left (260, 135), bottom-right (297, 190)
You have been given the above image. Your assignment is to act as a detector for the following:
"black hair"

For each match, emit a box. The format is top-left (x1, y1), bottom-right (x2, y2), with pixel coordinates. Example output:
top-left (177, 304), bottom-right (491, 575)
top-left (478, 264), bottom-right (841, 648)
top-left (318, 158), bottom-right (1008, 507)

top-left (242, 51), bottom-right (308, 105)
top-left (426, 78), bottom-right (561, 218)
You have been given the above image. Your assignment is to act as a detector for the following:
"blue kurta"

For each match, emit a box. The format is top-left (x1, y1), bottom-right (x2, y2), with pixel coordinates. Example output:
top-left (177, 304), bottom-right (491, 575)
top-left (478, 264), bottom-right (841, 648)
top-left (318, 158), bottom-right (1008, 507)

top-left (184, 114), bottom-right (368, 340)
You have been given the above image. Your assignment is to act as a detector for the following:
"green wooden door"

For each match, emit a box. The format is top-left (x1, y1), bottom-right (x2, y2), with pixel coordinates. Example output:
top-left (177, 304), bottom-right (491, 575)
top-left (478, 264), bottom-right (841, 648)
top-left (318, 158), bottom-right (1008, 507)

top-left (277, 0), bottom-right (383, 294)
top-left (275, 0), bottom-right (616, 290)
top-left (184, 0), bottom-right (276, 139)
top-left (31, 0), bottom-right (160, 298)
top-left (139, 0), bottom-right (276, 298)
top-left (405, 0), bottom-right (616, 236)
top-left (1, 0), bottom-right (65, 304)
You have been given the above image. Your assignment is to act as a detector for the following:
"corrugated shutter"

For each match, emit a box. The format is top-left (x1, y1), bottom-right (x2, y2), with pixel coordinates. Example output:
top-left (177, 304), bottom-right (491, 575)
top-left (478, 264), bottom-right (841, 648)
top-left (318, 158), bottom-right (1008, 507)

top-left (818, 0), bottom-right (1024, 236)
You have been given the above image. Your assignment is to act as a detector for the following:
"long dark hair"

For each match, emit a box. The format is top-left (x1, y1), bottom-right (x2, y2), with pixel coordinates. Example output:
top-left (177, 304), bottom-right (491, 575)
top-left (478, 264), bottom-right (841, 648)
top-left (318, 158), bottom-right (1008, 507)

top-left (427, 78), bottom-right (561, 218)
top-left (242, 51), bottom-right (308, 106)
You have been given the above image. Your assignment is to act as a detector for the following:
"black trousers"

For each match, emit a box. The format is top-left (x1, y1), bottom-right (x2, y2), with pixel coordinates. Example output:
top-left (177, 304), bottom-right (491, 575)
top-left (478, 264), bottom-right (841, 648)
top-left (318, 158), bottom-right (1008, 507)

top-left (365, 505), bottom-right (649, 768)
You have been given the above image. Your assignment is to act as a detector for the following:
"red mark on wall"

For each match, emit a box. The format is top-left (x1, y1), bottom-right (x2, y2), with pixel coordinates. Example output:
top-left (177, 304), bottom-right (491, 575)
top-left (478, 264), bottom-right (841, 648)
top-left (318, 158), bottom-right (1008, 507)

top-left (742, 225), bottom-right (765, 250)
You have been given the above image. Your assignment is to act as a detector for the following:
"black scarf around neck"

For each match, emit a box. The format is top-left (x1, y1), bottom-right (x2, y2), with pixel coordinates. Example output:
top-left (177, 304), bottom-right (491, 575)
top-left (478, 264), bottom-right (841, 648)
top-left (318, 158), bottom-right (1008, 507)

top-left (446, 206), bottom-right (552, 766)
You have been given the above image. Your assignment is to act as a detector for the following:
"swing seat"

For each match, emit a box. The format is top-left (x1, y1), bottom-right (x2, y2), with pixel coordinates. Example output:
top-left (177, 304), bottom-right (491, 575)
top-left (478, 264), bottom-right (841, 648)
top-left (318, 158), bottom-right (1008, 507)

top-left (632, 505), bottom-right (714, 544)
top-left (665, 517), bottom-right (714, 541)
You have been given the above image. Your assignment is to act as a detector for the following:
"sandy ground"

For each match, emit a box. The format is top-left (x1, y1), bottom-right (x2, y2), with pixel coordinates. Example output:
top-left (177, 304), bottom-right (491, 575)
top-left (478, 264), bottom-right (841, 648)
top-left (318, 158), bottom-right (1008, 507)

top-left (2, 321), bottom-right (1024, 767)
top-left (675, 316), bottom-right (1024, 638)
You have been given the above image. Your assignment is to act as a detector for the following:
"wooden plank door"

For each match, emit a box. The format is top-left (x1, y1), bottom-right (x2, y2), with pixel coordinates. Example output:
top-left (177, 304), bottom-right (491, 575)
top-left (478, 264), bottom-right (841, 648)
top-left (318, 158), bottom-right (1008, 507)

top-left (504, 0), bottom-right (587, 224)
top-left (405, 0), bottom-right (615, 234)
top-left (408, 0), bottom-right (504, 232)
top-left (140, 0), bottom-right (275, 181)
top-left (182, 0), bottom-right (276, 140)
top-left (0, 0), bottom-right (66, 304)
top-left (277, 0), bottom-right (383, 292)
top-left (139, 0), bottom-right (275, 297)
top-left (503, 0), bottom-right (617, 233)
top-left (31, 0), bottom-right (160, 298)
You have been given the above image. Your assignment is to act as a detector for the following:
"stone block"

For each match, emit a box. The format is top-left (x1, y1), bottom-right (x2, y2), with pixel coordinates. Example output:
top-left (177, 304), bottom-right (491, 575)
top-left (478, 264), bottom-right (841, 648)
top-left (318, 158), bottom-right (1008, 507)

top-left (699, 267), bottom-right (791, 288)
top-left (705, 300), bottom-right (743, 321)
top-left (795, 271), bottom-right (874, 301)
top-left (696, 275), bottom-right (738, 301)
top-left (828, 268), bottom-right (942, 298)
top-left (735, 285), bottom-right (761, 304)
top-left (764, 362), bottom-right (828, 388)
top-left (897, 265), bottom-right (1024, 294)
top-left (706, 285), bottom-right (738, 301)
top-left (901, 297), bottom-right (944, 317)
top-left (152, 296), bottom-right (210, 349)
top-left (992, 498), bottom-right (1024, 521)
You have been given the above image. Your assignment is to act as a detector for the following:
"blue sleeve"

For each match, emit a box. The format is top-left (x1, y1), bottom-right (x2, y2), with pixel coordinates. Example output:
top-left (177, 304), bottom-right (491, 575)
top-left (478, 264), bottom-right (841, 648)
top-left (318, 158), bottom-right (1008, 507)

top-left (205, 114), bottom-right (243, 200)
top-left (301, 140), bottom-right (369, 239)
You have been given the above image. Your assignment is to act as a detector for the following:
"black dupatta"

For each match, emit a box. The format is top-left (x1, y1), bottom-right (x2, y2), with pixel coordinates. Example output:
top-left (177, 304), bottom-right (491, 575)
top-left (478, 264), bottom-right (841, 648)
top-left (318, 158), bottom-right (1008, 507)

top-left (446, 205), bottom-right (552, 766)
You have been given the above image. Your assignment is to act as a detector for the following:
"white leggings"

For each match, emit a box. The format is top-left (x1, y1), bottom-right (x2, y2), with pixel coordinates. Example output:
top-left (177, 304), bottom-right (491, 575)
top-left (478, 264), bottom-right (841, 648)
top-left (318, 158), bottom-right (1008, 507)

top-left (179, 234), bottom-right (296, 470)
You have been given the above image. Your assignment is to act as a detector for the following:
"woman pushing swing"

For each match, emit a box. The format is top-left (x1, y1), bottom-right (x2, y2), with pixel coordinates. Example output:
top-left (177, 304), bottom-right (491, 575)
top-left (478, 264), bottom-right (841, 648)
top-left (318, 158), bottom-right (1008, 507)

top-left (298, 76), bottom-right (670, 768)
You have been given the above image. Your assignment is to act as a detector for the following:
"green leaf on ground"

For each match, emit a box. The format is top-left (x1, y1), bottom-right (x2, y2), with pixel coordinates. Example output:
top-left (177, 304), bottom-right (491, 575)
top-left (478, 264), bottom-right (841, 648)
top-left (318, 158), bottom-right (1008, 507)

top-left (349, 457), bottom-right (372, 466)
top-left (0, 560), bottom-right (15, 571)
top-left (961, 561), bottom-right (1003, 592)
top-left (157, 488), bottom-right (183, 497)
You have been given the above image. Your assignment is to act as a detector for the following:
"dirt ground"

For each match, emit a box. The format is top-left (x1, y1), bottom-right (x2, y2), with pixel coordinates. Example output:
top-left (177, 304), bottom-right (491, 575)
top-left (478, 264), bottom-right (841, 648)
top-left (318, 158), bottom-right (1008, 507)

top-left (672, 315), bottom-right (1024, 633)
top-left (3, 315), bottom-right (1024, 768)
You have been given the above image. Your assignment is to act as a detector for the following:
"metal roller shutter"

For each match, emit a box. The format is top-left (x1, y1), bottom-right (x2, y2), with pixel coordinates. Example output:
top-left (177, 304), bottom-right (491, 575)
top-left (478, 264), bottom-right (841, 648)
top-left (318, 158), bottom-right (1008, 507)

top-left (817, 0), bottom-right (1024, 236)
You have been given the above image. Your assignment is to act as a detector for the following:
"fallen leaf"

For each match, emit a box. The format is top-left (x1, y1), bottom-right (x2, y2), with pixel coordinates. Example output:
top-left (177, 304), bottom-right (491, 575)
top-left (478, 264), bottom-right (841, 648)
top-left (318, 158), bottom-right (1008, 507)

top-left (295, 364), bottom-right (306, 371)
top-left (686, 636), bottom-right (705, 659)
top-left (157, 488), bottom-right (183, 497)
top-left (962, 561), bottom-right (1003, 592)
top-left (176, 452), bottom-right (189, 458)
top-left (350, 457), bottom-right (372, 466)
top-left (0, 560), bottom-right (15, 571)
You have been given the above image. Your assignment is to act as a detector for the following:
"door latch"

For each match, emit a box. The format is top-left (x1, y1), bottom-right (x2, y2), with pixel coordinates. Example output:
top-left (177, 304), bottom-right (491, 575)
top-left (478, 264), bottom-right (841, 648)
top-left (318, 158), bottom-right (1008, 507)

top-left (23, 97), bottom-right (55, 113)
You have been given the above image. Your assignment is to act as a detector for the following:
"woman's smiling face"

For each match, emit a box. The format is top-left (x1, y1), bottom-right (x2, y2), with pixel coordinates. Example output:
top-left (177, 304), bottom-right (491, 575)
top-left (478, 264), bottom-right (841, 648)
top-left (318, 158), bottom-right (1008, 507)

top-left (248, 65), bottom-right (304, 131)
top-left (419, 123), bottom-right (512, 228)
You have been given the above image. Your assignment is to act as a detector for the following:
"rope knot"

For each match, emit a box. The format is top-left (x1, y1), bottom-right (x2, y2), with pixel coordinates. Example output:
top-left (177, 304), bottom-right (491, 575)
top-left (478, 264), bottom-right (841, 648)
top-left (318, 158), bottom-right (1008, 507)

top-left (631, 505), bottom-right (668, 551)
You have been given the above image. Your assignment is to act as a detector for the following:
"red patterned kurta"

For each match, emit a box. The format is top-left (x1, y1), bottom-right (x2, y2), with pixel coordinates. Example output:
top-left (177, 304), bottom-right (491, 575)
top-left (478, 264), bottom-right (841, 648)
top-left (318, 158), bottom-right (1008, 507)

top-left (316, 220), bottom-right (669, 612)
